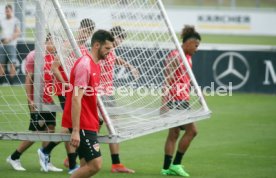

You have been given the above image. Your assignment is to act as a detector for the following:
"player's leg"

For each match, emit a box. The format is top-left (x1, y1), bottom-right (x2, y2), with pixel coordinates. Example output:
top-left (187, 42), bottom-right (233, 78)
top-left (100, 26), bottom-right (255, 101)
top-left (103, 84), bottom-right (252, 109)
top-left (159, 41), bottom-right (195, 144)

top-left (109, 143), bottom-right (135, 173)
top-left (57, 96), bottom-right (79, 171)
top-left (71, 157), bottom-right (102, 178)
top-left (6, 45), bottom-right (17, 84)
top-left (176, 123), bottom-right (197, 160)
top-left (62, 127), bottom-right (79, 173)
top-left (0, 46), bottom-right (7, 84)
top-left (70, 130), bottom-right (102, 178)
top-left (6, 112), bottom-right (44, 171)
top-left (101, 95), bottom-right (135, 173)
top-left (168, 123), bottom-right (197, 177)
top-left (7, 140), bottom-right (34, 171)
top-left (161, 127), bottom-right (180, 175)
top-left (38, 112), bottom-right (62, 172)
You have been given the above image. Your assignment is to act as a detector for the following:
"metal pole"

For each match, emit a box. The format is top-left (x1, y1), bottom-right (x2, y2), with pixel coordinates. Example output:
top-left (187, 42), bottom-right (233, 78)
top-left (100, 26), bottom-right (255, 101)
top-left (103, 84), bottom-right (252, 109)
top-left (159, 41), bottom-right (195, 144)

top-left (50, 0), bottom-right (116, 135)
top-left (34, 0), bottom-right (45, 111)
top-left (156, 0), bottom-right (210, 113)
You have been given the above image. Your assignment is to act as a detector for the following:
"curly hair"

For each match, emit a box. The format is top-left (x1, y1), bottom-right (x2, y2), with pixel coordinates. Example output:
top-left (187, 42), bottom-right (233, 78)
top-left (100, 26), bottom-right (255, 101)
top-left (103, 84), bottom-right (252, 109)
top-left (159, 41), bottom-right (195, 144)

top-left (181, 25), bottom-right (201, 43)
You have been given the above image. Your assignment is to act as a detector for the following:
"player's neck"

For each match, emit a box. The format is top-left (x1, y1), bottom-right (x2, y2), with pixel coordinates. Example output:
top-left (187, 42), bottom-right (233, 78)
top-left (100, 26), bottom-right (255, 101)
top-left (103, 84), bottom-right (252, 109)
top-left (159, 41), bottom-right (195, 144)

top-left (90, 51), bottom-right (99, 64)
top-left (6, 15), bottom-right (13, 20)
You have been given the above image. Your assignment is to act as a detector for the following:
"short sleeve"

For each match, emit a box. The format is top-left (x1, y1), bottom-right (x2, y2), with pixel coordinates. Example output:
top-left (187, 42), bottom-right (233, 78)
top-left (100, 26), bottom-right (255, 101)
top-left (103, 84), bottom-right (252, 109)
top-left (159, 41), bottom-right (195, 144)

top-left (25, 51), bottom-right (35, 73)
top-left (15, 18), bottom-right (20, 29)
top-left (74, 56), bottom-right (91, 88)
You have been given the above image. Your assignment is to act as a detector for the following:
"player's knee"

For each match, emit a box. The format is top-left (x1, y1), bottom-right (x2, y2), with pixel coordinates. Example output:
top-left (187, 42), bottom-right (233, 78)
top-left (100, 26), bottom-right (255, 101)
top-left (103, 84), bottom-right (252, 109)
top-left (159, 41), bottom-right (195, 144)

top-left (88, 162), bottom-right (101, 174)
top-left (168, 129), bottom-right (180, 141)
top-left (187, 127), bottom-right (197, 138)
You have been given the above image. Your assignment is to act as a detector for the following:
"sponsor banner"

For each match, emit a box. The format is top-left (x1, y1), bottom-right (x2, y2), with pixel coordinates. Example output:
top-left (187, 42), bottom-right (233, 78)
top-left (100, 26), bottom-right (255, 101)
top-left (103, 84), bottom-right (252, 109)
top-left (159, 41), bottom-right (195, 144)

top-left (2, 4), bottom-right (276, 36)
top-left (9, 43), bottom-right (276, 94)
top-left (193, 50), bottom-right (276, 94)
top-left (168, 8), bottom-right (276, 36)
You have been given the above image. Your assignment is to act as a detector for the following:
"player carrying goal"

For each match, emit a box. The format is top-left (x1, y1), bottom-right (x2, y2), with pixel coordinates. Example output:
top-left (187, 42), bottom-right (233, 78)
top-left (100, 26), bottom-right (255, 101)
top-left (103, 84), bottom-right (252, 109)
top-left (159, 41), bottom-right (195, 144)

top-left (161, 25), bottom-right (201, 177)
top-left (99, 25), bottom-right (139, 173)
top-left (6, 33), bottom-right (62, 172)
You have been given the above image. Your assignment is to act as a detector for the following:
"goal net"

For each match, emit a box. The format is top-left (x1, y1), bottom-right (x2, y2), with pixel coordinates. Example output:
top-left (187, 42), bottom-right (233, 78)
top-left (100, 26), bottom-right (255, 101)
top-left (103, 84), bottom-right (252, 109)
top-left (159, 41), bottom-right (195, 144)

top-left (0, 0), bottom-right (211, 143)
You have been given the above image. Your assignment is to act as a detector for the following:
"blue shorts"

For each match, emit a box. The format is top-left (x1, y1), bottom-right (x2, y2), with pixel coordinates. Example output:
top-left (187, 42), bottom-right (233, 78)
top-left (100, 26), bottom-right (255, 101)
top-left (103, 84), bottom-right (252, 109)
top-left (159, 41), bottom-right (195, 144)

top-left (0, 45), bottom-right (17, 64)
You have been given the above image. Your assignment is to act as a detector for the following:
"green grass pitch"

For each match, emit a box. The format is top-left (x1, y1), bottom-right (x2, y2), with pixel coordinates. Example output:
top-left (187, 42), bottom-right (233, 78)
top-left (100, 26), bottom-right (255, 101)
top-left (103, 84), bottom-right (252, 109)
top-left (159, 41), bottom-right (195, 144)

top-left (0, 92), bottom-right (275, 178)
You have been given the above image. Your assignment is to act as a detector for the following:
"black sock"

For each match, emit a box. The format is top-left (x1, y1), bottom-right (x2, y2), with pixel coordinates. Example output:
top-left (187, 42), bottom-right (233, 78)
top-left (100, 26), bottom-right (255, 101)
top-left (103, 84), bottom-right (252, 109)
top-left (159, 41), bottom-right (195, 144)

top-left (163, 154), bottom-right (173, 169)
top-left (173, 151), bottom-right (184, 165)
top-left (8, 76), bottom-right (14, 85)
top-left (111, 154), bottom-right (120, 164)
top-left (0, 76), bottom-right (5, 84)
top-left (11, 150), bottom-right (22, 160)
top-left (43, 142), bottom-right (59, 154)
top-left (68, 153), bottom-right (77, 169)
top-left (48, 154), bottom-right (51, 163)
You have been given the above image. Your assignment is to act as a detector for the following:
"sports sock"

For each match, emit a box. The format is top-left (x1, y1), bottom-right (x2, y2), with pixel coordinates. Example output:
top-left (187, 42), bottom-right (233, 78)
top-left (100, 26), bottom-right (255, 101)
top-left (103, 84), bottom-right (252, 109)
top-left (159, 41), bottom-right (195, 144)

top-left (8, 76), bottom-right (14, 85)
top-left (173, 151), bottom-right (184, 165)
top-left (11, 150), bottom-right (22, 160)
top-left (0, 76), bottom-right (5, 84)
top-left (42, 142), bottom-right (59, 154)
top-left (163, 154), bottom-right (172, 169)
top-left (68, 153), bottom-right (77, 169)
top-left (48, 155), bottom-right (51, 163)
top-left (111, 154), bottom-right (120, 164)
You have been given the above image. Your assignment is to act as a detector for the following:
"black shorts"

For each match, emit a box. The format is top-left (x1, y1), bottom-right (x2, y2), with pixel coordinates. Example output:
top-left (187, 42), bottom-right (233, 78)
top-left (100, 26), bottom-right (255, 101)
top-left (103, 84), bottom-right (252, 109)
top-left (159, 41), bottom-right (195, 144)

top-left (58, 95), bottom-right (66, 110)
top-left (167, 101), bottom-right (189, 130)
top-left (77, 130), bottom-right (101, 162)
top-left (167, 100), bottom-right (190, 110)
top-left (29, 112), bottom-right (56, 131)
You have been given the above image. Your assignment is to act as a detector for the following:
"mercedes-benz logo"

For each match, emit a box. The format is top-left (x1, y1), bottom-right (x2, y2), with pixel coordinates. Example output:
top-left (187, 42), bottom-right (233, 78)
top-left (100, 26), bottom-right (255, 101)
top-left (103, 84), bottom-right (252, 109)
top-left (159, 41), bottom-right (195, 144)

top-left (213, 52), bottom-right (250, 90)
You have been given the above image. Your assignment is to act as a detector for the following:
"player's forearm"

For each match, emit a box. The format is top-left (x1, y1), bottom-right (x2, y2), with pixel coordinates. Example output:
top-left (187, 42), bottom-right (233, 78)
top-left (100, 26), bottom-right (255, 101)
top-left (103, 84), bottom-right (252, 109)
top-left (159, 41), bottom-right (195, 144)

top-left (117, 57), bottom-right (133, 69)
top-left (71, 95), bottom-right (81, 132)
top-left (52, 66), bottom-right (66, 83)
top-left (25, 74), bottom-right (33, 103)
top-left (11, 27), bottom-right (21, 41)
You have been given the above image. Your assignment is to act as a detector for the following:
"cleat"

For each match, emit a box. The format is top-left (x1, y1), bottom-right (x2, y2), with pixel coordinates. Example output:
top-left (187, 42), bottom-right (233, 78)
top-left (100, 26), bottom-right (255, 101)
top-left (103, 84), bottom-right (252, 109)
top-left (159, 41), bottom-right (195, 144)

top-left (68, 165), bottom-right (80, 175)
top-left (47, 163), bottom-right (63, 172)
top-left (169, 164), bottom-right (190, 177)
top-left (161, 169), bottom-right (177, 175)
top-left (6, 156), bottom-right (26, 171)
top-left (63, 157), bottom-right (69, 168)
top-left (37, 148), bottom-right (49, 172)
top-left (111, 163), bottom-right (135, 173)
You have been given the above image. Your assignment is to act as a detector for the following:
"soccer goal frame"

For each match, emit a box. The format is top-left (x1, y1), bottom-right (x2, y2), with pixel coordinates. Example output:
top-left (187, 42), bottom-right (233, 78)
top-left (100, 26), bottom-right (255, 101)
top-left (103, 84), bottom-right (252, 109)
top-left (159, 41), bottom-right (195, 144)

top-left (0, 0), bottom-right (211, 143)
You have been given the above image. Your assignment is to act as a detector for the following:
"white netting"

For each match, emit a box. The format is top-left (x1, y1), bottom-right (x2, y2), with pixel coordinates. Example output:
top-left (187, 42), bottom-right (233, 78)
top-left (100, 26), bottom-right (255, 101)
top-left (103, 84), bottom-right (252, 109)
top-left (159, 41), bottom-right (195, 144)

top-left (0, 0), bottom-right (210, 142)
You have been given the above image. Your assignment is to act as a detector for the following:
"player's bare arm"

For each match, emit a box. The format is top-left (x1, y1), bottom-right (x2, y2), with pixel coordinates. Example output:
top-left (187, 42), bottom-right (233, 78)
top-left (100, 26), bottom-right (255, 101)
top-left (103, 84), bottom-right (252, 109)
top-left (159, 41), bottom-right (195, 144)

top-left (116, 57), bottom-right (140, 79)
top-left (165, 56), bottom-right (180, 85)
top-left (25, 71), bottom-right (35, 112)
top-left (51, 56), bottom-right (69, 88)
top-left (70, 87), bottom-right (85, 148)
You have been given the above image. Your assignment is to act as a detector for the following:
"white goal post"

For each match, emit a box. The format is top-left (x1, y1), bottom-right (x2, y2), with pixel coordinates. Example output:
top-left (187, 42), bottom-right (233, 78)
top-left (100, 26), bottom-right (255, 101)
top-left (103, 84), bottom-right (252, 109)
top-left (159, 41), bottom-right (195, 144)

top-left (0, 0), bottom-right (211, 143)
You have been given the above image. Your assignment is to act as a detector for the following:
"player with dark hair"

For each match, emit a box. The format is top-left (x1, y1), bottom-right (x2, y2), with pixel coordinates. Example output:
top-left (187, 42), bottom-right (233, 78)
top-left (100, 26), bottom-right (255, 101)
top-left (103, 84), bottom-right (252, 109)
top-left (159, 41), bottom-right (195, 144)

top-left (99, 25), bottom-right (138, 173)
top-left (62, 29), bottom-right (114, 178)
top-left (0, 4), bottom-right (21, 85)
top-left (6, 33), bottom-right (62, 172)
top-left (161, 25), bottom-right (201, 177)
top-left (37, 18), bottom-right (96, 174)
